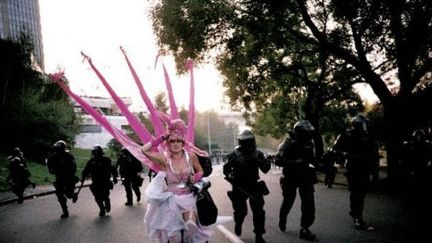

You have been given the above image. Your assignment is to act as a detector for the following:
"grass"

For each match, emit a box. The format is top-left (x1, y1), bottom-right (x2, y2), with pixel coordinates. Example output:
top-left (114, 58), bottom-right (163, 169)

top-left (0, 147), bottom-right (96, 192)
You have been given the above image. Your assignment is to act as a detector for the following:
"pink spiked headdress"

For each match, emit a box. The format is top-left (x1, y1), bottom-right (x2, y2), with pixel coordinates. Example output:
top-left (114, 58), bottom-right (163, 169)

top-left (166, 118), bottom-right (187, 142)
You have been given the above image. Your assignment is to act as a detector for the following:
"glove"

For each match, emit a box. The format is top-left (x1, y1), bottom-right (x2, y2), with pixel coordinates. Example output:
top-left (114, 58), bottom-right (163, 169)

top-left (151, 134), bottom-right (168, 148)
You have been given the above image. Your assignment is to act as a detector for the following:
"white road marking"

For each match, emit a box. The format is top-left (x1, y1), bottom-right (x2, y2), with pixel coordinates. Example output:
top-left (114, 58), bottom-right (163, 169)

top-left (216, 225), bottom-right (244, 243)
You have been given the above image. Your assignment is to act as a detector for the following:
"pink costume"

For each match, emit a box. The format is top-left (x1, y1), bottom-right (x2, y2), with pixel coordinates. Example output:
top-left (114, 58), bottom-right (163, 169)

top-left (144, 151), bottom-right (212, 243)
top-left (50, 52), bottom-right (231, 242)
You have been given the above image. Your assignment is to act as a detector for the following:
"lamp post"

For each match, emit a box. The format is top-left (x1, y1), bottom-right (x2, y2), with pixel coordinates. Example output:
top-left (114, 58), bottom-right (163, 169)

top-left (207, 113), bottom-right (212, 156)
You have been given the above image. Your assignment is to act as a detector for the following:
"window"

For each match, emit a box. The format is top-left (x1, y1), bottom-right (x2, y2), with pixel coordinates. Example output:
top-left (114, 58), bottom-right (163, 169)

top-left (79, 125), bottom-right (102, 133)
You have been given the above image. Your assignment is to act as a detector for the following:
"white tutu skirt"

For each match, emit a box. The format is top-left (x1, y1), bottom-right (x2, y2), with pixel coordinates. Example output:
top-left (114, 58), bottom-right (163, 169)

top-left (144, 172), bottom-right (214, 243)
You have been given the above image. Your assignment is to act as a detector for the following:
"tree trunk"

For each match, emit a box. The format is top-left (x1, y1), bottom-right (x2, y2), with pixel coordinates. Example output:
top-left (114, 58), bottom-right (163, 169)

top-left (382, 97), bottom-right (413, 190)
top-left (305, 90), bottom-right (325, 159)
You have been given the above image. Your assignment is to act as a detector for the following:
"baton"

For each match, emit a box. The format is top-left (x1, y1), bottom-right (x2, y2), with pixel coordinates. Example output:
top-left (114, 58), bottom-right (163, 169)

top-left (224, 177), bottom-right (257, 201)
top-left (72, 180), bottom-right (84, 203)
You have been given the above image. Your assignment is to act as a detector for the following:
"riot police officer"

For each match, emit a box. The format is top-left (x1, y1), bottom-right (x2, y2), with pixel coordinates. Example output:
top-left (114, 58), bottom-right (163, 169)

top-left (401, 129), bottom-right (432, 236)
top-left (116, 148), bottom-right (143, 206)
top-left (7, 147), bottom-right (35, 203)
top-left (275, 120), bottom-right (318, 240)
top-left (223, 130), bottom-right (271, 243)
top-left (82, 145), bottom-right (118, 217)
top-left (333, 114), bottom-right (379, 230)
top-left (321, 147), bottom-right (339, 188)
top-left (46, 140), bottom-right (79, 218)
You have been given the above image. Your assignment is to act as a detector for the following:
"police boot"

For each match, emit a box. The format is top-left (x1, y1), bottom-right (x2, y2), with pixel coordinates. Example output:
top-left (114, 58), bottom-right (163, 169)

top-left (353, 217), bottom-right (374, 231)
top-left (299, 228), bottom-right (316, 241)
top-left (72, 193), bottom-right (78, 203)
top-left (60, 211), bottom-right (69, 218)
top-left (105, 199), bottom-right (111, 213)
top-left (279, 217), bottom-right (286, 232)
top-left (255, 234), bottom-right (266, 243)
top-left (99, 210), bottom-right (106, 217)
top-left (96, 200), bottom-right (106, 217)
top-left (234, 222), bottom-right (242, 236)
top-left (60, 202), bottom-right (69, 218)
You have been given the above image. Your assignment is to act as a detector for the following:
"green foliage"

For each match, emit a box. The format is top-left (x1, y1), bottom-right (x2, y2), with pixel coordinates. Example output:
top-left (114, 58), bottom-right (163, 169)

top-left (0, 155), bottom-right (56, 192)
top-left (106, 139), bottom-right (123, 159)
top-left (0, 154), bottom-right (11, 191)
top-left (154, 92), bottom-right (169, 113)
top-left (0, 148), bottom-right (90, 191)
top-left (150, 0), bottom-right (365, 143)
top-left (194, 111), bottom-right (238, 152)
top-left (0, 38), bottom-right (79, 163)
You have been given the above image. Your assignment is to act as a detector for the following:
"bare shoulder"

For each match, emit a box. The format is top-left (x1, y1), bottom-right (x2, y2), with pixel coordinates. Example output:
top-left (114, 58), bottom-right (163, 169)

top-left (188, 152), bottom-right (200, 166)
top-left (188, 151), bottom-right (198, 161)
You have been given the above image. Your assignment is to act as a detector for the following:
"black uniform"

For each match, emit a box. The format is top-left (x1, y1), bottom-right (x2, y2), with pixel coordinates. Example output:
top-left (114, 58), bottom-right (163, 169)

top-left (116, 149), bottom-right (143, 205)
top-left (401, 130), bottom-right (432, 234)
top-left (7, 148), bottom-right (34, 203)
top-left (223, 130), bottom-right (270, 243)
top-left (321, 149), bottom-right (339, 188)
top-left (82, 146), bottom-right (118, 217)
top-left (47, 142), bottom-right (78, 218)
top-left (275, 120), bottom-right (318, 240)
top-left (333, 115), bottom-right (379, 229)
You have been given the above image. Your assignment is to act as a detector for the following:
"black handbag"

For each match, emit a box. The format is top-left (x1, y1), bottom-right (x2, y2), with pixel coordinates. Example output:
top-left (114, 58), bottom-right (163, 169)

top-left (258, 180), bottom-right (270, 195)
top-left (196, 190), bottom-right (218, 226)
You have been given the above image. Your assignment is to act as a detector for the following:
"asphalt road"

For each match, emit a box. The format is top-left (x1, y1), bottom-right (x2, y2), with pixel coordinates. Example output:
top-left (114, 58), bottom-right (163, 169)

top-left (0, 164), bottom-right (415, 243)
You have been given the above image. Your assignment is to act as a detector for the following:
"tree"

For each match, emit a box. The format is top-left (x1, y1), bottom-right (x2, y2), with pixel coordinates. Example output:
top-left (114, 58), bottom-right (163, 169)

top-left (0, 38), bottom-right (79, 162)
top-left (287, 0), bottom-right (432, 182)
top-left (151, 1), bottom-right (432, 182)
top-left (150, 0), bottom-right (364, 158)
top-left (195, 110), bottom-right (238, 152)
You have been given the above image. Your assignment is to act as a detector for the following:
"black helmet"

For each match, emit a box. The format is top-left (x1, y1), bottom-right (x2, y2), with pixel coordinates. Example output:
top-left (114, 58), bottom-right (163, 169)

top-left (293, 120), bottom-right (315, 141)
top-left (237, 130), bottom-right (256, 151)
top-left (351, 114), bottom-right (367, 132)
top-left (91, 145), bottom-right (104, 157)
top-left (294, 120), bottom-right (315, 134)
top-left (12, 147), bottom-right (22, 156)
top-left (412, 129), bottom-right (426, 143)
top-left (120, 147), bottom-right (131, 156)
top-left (237, 130), bottom-right (255, 141)
top-left (53, 140), bottom-right (66, 151)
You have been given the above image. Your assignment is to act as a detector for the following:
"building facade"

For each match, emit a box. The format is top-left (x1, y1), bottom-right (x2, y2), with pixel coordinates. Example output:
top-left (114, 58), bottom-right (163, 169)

top-left (73, 96), bottom-right (133, 149)
top-left (0, 0), bottom-right (44, 70)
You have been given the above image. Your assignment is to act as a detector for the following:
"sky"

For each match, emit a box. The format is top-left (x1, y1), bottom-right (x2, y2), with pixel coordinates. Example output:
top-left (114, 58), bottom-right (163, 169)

top-left (38, 0), bottom-right (378, 114)
top-left (39, 0), bottom-right (229, 112)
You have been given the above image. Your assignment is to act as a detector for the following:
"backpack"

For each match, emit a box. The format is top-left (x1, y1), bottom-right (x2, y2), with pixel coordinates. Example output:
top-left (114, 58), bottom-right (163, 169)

top-left (196, 154), bottom-right (213, 177)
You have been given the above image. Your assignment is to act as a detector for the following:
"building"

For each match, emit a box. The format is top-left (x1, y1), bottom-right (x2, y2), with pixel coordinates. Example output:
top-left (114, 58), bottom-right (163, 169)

top-left (73, 96), bottom-right (133, 149)
top-left (0, 0), bottom-right (44, 70)
top-left (219, 111), bottom-right (249, 132)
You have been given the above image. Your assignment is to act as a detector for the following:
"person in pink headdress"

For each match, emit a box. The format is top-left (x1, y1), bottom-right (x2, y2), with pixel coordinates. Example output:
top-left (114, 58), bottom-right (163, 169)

top-left (141, 118), bottom-right (210, 243)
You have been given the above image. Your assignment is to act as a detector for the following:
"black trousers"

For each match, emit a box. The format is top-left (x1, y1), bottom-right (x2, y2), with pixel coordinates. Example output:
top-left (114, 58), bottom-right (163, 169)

top-left (90, 184), bottom-right (111, 211)
top-left (228, 186), bottom-right (266, 235)
top-left (53, 181), bottom-right (75, 212)
top-left (123, 178), bottom-right (141, 202)
top-left (346, 173), bottom-right (369, 219)
top-left (280, 179), bottom-right (315, 229)
top-left (12, 179), bottom-right (30, 202)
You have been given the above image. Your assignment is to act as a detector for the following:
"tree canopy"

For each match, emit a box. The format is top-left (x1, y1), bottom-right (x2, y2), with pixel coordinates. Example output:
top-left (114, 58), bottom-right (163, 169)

top-left (150, 0), bottom-right (365, 155)
top-left (150, 1), bottom-right (432, 179)
top-left (0, 38), bottom-right (79, 162)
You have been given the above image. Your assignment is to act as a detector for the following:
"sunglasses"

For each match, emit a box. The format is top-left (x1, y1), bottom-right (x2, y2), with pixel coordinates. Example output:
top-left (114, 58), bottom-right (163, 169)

top-left (168, 139), bottom-right (184, 144)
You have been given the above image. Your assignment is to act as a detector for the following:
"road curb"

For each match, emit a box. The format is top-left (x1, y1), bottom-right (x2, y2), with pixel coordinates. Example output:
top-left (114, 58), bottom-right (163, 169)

top-left (0, 183), bottom-right (91, 206)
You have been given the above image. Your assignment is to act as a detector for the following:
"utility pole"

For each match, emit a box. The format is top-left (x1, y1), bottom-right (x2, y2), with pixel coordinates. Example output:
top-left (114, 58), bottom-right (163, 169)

top-left (207, 113), bottom-right (212, 155)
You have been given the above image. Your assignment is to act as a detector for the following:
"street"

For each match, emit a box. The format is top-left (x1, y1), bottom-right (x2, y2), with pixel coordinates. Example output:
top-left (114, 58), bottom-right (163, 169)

top-left (0, 164), bottom-right (414, 243)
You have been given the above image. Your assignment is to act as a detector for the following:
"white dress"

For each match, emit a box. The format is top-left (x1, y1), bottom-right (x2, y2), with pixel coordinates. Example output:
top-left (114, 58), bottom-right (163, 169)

top-left (143, 153), bottom-right (215, 243)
